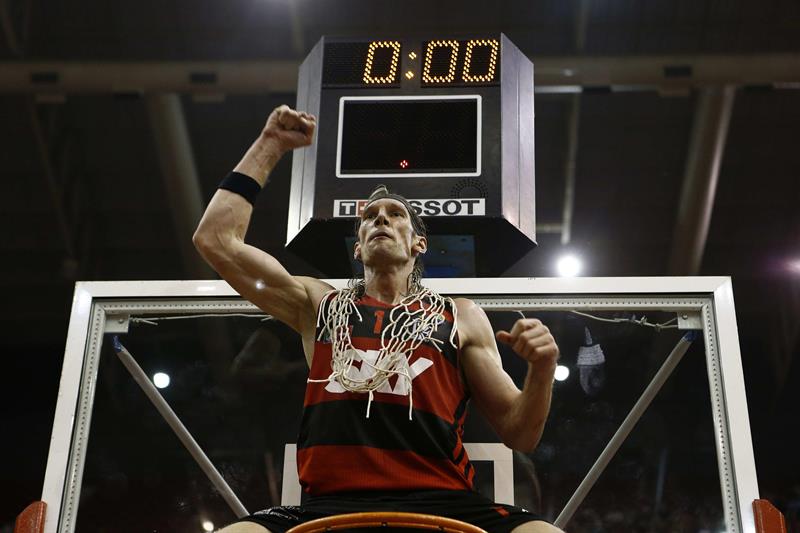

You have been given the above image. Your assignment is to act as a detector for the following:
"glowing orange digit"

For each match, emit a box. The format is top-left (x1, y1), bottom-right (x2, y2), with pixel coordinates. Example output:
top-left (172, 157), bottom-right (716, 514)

top-left (462, 39), bottom-right (499, 82)
top-left (422, 40), bottom-right (459, 83)
top-left (363, 41), bottom-right (401, 84)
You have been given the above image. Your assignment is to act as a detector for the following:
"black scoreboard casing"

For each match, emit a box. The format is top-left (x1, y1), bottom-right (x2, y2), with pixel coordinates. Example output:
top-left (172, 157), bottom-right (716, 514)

top-left (287, 34), bottom-right (535, 277)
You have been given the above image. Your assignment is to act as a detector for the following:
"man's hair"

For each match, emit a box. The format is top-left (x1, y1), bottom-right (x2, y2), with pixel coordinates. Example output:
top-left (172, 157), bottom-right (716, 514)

top-left (353, 185), bottom-right (427, 238)
top-left (352, 185), bottom-right (426, 292)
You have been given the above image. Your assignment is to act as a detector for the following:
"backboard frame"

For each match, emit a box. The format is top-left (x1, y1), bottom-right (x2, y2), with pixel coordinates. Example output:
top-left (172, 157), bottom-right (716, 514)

top-left (41, 277), bottom-right (757, 533)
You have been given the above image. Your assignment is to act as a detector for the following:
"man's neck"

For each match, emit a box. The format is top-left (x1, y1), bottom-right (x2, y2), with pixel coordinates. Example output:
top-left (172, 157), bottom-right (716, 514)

top-left (363, 264), bottom-right (414, 305)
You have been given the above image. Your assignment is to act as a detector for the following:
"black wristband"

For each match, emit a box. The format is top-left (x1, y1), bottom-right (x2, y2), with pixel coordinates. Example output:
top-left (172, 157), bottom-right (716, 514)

top-left (218, 171), bottom-right (262, 205)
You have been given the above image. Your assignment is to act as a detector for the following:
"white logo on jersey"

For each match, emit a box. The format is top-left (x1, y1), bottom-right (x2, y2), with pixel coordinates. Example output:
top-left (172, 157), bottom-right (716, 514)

top-left (324, 348), bottom-right (433, 397)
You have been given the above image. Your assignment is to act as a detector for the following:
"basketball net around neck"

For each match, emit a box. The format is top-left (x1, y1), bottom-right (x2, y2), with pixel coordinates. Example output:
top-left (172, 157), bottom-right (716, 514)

top-left (309, 283), bottom-right (458, 420)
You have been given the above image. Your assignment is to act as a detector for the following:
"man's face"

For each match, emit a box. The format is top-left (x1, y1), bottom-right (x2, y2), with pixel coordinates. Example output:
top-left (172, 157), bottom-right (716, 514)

top-left (355, 198), bottom-right (426, 267)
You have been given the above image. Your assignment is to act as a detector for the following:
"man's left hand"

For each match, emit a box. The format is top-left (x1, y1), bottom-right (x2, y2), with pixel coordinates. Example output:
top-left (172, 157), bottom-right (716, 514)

top-left (496, 318), bottom-right (560, 374)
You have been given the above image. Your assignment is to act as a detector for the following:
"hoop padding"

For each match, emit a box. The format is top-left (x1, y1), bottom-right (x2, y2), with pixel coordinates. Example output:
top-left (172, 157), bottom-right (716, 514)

top-left (286, 512), bottom-right (487, 533)
top-left (753, 499), bottom-right (787, 533)
top-left (15, 501), bottom-right (46, 533)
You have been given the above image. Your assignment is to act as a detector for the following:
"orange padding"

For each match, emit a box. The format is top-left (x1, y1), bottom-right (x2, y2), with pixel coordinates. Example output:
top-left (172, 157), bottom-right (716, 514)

top-left (286, 512), bottom-right (487, 533)
top-left (15, 501), bottom-right (46, 533)
top-left (753, 499), bottom-right (787, 533)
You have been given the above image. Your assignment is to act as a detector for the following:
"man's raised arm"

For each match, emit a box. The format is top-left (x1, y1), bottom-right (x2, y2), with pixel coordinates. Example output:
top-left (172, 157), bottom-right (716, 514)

top-left (192, 105), bottom-right (331, 334)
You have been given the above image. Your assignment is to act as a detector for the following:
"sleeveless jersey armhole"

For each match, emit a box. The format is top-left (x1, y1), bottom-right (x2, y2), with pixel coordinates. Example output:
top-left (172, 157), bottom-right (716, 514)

top-left (451, 301), bottom-right (472, 400)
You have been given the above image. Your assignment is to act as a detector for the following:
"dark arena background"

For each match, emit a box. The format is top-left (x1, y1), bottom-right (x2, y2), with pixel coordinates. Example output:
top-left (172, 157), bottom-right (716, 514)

top-left (1, 1), bottom-right (799, 532)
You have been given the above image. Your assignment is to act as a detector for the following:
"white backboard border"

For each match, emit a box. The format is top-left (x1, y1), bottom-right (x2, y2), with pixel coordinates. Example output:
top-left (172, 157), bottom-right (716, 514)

top-left (41, 277), bottom-right (758, 533)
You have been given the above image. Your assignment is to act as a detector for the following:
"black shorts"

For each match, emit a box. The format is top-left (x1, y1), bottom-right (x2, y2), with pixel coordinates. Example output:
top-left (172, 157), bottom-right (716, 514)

top-left (234, 490), bottom-right (549, 533)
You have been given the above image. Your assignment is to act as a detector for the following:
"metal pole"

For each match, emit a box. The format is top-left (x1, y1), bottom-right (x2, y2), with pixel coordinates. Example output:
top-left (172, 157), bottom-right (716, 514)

top-left (28, 101), bottom-right (77, 263)
top-left (553, 332), bottom-right (696, 529)
top-left (560, 0), bottom-right (590, 245)
top-left (560, 94), bottom-right (580, 245)
top-left (668, 86), bottom-right (736, 275)
top-left (0, 0), bottom-right (21, 56)
top-left (145, 92), bottom-right (214, 280)
top-left (112, 336), bottom-right (249, 519)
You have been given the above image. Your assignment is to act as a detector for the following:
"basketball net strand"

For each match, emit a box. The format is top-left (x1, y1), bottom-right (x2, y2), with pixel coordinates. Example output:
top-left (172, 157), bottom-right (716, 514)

top-left (310, 286), bottom-right (458, 420)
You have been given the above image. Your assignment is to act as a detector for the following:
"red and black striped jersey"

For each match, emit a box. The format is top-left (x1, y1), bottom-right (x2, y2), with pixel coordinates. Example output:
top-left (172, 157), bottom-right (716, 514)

top-left (297, 292), bottom-right (475, 495)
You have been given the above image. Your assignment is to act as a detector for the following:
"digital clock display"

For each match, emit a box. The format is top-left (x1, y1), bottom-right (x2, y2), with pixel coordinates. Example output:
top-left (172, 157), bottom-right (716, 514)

top-left (336, 96), bottom-right (481, 178)
top-left (322, 38), bottom-right (501, 87)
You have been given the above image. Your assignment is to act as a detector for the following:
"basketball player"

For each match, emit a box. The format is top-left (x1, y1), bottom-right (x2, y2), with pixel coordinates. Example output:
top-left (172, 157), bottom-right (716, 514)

top-left (193, 105), bottom-right (564, 533)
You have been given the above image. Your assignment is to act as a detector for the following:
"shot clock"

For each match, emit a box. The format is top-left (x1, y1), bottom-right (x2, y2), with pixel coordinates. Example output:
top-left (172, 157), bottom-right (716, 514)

top-left (288, 34), bottom-right (535, 276)
top-left (323, 38), bottom-right (500, 87)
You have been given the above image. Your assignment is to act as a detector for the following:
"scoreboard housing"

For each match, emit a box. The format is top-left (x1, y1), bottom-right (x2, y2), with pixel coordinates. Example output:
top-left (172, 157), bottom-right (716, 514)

top-left (288, 34), bottom-right (535, 276)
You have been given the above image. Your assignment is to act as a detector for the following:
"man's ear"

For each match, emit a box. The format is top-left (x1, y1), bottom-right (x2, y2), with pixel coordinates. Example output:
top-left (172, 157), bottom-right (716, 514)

top-left (354, 242), bottom-right (362, 262)
top-left (414, 236), bottom-right (428, 256)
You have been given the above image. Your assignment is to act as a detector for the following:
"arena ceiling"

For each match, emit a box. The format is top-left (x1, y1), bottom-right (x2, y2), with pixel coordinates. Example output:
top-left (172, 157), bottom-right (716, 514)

top-left (1, 0), bottom-right (799, 526)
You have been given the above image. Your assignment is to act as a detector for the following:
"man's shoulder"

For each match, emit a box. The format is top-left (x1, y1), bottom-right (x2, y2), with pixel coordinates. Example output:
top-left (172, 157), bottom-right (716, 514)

top-left (451, 297), bottom-right (493, 346)
top-left (294, 276), bottom-right (336, 329)
top-left (296, 276), bottom-right (336, 298)
top-left (453, 297), bottom-right (481, 316)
